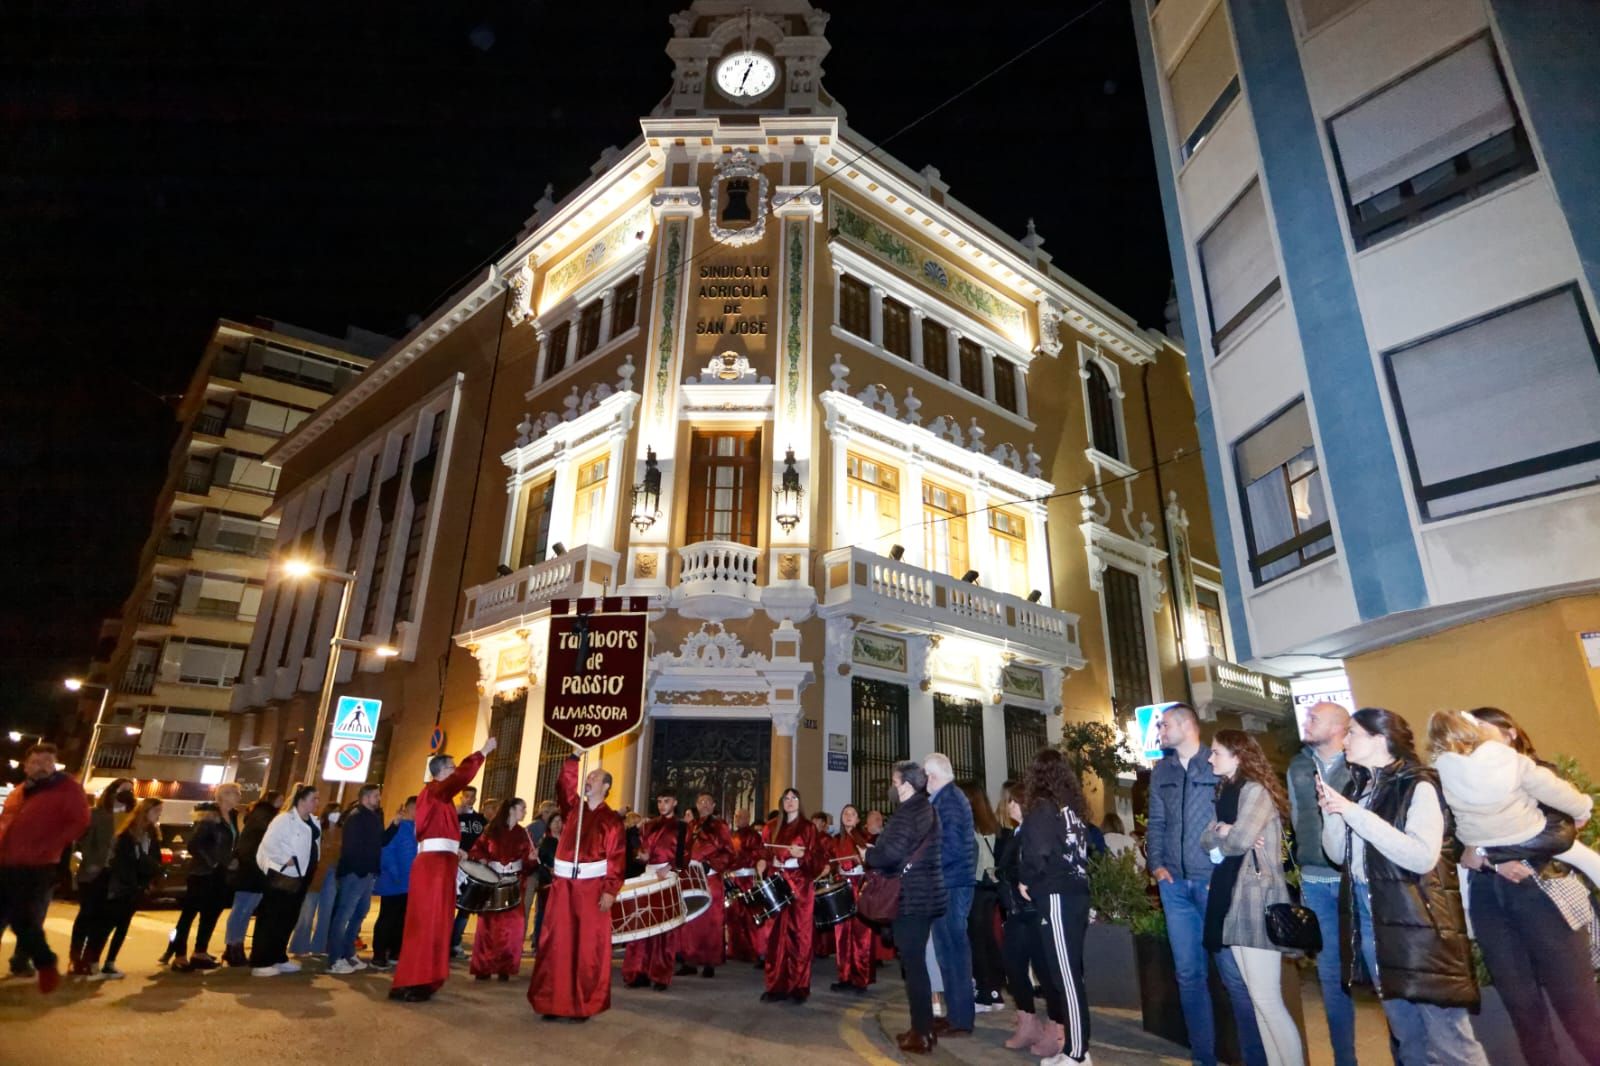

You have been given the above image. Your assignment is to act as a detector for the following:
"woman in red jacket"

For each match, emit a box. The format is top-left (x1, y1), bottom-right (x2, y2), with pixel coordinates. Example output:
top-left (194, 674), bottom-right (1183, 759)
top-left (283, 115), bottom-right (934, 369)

top-left (828, 804), bottom-right (875, 993)
top-left (466, 797), bottom-right (534, 981)
top-left (755, 788), bottom-right (824, 1003)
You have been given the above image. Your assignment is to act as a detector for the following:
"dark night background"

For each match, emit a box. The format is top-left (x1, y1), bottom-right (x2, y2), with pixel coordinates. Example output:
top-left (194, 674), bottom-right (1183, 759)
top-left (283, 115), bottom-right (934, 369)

top-left (0, 1), bottom-right (1168, 738)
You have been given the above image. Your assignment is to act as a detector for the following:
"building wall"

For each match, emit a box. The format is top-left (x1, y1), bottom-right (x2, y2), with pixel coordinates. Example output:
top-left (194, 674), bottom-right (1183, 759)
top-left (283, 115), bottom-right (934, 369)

top-left (1344, 593), bottom-right (1600, 779)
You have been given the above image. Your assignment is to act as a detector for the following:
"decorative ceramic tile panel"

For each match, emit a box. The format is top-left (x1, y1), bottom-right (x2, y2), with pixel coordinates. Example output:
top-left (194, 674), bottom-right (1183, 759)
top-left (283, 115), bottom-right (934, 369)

top-left (542, 201), bottom-right (654, 308)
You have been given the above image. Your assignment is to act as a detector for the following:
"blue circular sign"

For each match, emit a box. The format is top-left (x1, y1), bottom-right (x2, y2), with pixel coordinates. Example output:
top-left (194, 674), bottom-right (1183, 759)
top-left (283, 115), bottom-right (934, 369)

top-left (430, 727), bottom-right (446, 753)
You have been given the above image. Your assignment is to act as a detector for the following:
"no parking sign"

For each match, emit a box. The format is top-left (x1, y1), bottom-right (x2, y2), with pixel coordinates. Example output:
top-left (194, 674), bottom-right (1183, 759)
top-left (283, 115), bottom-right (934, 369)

top-left (322, 738), bottom-right (372, 783)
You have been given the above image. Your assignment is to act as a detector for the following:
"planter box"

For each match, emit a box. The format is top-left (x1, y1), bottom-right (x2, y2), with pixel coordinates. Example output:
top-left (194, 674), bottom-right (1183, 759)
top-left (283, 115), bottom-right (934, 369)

top-left (1086, 921), bottom-right (1140, 1010)
top-left (1135, 934), bottom-right (1306, 1066)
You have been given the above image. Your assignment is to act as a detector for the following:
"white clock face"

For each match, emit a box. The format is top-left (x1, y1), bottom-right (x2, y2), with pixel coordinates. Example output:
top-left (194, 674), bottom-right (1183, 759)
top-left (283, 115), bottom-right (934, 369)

top-left (715, 51), bottom-right (778, 99)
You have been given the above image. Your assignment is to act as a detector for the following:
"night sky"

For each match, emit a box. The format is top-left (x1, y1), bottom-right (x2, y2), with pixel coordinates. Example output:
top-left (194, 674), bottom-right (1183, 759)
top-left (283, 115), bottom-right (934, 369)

top-left (0, 1), bottom-right (1169, 737)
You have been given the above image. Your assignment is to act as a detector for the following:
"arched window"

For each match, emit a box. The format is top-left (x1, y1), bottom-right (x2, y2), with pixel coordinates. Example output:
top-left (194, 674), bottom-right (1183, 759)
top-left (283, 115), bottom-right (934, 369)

top-left (1086, 361), bottom-right (1121, 460)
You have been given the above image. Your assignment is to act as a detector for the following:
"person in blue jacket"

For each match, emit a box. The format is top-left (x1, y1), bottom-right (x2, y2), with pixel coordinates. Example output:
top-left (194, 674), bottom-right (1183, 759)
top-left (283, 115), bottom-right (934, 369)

top-left (369, 796), bottom-right (417, 970)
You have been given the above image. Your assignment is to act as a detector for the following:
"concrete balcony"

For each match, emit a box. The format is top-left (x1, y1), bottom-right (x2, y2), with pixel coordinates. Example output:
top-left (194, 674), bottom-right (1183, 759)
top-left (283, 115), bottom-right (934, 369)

top-left (1189, 654), bottom-right (1294, 723)
top-left (459, 544), bottom-right (619, 635)
top-left (671, 540), bottom-right (763, 621)
top-left (819, 546), bottom-right (1083, 667)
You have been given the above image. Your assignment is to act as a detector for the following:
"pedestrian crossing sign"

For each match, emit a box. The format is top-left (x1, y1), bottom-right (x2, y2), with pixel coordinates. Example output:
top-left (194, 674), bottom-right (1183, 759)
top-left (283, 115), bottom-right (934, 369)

top-left (1133, 702), bottom-right (1178, 762)
top-left (331, 696), bottom-right (381, 742)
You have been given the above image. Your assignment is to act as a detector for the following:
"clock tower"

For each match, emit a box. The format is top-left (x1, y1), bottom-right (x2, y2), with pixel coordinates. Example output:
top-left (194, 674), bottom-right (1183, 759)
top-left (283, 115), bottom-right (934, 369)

top-left (660, 0), bottom-right (839, 117)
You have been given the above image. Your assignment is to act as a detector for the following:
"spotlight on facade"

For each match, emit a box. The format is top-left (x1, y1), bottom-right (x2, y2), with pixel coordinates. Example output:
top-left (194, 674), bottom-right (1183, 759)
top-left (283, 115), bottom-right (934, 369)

top-left (125, 726), bottom-right (142, 735)
top-left (889, 544), bottom-right (905, 561)
top-left (1027, 589), bottom-right (1042, 603)
top-left (550, 542), bottom-right (567, 557)
top-left (630, 448), bottom-right (663, 534)
top-left (63, 678), bottom-right (85, 692)
top-left (774, 447), bottom-right (804, 533)
top-left (281, 558), bottom-right (315, 579)
top-left (961, 570), bottom-right (980, 584)
top-left (373, 645), bottom-right (400, 658)
top-left (496, 564), bottom-right (514, 577)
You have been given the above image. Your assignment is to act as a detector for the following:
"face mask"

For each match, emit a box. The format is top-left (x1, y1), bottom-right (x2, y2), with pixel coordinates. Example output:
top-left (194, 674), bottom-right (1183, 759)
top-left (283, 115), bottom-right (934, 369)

top-left (326, 811), bottom-right (340, 825)
top-left (117, 792), bottom-right (136, 811)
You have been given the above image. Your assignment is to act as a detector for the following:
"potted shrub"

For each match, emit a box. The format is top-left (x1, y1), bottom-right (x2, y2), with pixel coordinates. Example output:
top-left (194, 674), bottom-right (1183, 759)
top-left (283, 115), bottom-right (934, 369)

top-left (1086, 848), bottom-right (1147, 1009)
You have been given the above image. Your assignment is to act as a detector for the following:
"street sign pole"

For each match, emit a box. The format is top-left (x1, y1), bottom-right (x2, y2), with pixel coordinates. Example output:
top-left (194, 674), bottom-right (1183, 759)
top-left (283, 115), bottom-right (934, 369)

top-left (305, 574), bottom-right (355, 786)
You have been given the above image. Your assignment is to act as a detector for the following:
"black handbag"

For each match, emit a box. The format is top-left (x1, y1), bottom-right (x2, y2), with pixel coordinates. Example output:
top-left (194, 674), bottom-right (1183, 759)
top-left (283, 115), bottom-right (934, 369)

top-left (266, 856), bottom-right (303, 894)
top-left (1256, 850), bottom-right (1321, 953)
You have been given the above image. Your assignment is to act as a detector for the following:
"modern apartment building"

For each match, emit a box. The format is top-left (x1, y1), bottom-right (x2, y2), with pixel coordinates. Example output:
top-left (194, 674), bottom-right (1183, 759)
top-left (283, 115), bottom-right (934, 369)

top-left (1132, 0), bottom-right (1600, 767)
top-left (82, 320), bottom-right (381, 799)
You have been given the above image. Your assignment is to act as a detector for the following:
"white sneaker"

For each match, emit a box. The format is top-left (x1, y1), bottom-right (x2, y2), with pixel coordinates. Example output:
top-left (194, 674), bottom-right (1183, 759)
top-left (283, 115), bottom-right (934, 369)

top-left (1040, 1054), bottom-right (1092, 1066)
top-left (252, 966), bottom-right (281, 978)
top-left (329, 959), bottom-right (356, 975)
top-left (275, 961), bottom-right (302, 974)
top-left (344, 957), bottom-right (368, 972)
top-left (974, 1002), bottom-right (996, 1013)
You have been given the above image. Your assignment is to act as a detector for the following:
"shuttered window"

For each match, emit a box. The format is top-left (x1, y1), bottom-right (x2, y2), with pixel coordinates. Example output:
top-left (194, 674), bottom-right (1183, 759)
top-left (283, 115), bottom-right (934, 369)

top-left (922, 482), bottom-right (968, 579)
top-left (1198, 182), bottom-right (1280, 348)
top-left (958, 338), bottom-right (985, 396)
top-left (518, 478), bottom-right (555, 567)
top-left (1104, 567), bottom-right (1153, 715)
top-left (545, 321), bottom-right (570, 378)
top-left (612, 275), bottom-right (640, 336)
top-left (1169, 6), bottom-right (1239, 158)
top-left (686, 429), bottom-right (761, 546)
top-left (847, 453), bottom-right (900, 553)
top-left (922, 319), bottom-right (949, 378)
top-left (839, 274), bottom-right (870, 339)
top-left (1086, 361), bottom-right (1122, 460)
top-left (992, 358), bottom-right (1018, 413)
top-left (882, 297), bottom-right (912, 359)
top-left (577, 299), bottom-right (604, 359)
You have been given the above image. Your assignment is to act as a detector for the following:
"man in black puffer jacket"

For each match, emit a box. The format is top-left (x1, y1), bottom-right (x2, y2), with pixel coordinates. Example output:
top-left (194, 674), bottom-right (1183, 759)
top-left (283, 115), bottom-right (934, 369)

top-left (864, 760), bottom-right (943, 1055)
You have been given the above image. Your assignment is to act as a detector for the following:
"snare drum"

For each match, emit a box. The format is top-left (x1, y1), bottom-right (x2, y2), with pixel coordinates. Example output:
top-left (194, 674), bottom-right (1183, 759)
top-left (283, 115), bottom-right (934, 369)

top-left (812, 876), bottom-right (857, 928)
top-left (745, 872), bottom-right (795, 927)
top-left (610, 870), bottom-right (688, 944)
top-left (457, 858), bottom-right (521, 914)
top-left (679, 860), bottom-right (713, 922)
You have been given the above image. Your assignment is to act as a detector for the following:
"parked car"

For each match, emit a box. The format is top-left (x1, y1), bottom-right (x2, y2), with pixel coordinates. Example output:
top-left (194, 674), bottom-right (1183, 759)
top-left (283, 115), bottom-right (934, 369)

top-left (60, 802), bottom-right (201, 905)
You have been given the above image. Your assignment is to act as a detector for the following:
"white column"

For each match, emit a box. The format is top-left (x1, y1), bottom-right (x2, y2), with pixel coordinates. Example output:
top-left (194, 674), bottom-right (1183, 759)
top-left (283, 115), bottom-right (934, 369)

top-left (565, 313), bottom-right (580, 365)
top-left (545, 452), bottom-right (577, 556)
top-left (909, 309), bottom-right (925, 368)
top-left (499, 476), bottom-right (522, 568)
top-left (900, 454), bottom-right (925, 566)
top-left (829, 428), bottom-right (851, 546)
top-left (946, 329), bottom-right (962, 386)
top-left (908, 637), bottom-right (936, 765)
top-left (595, 431), bottom-right (629, 552)
top-left (532, 324), bottom-right (549, 386)
top-left (869, 285), bottom-right (885, 348)
top-left (598, 288), bottom-right (616, 348)
top-left (1026, 503), bottom-right (1051, 604)
top-left (968, 484), bottom-right (993, 585)
top-left (981, 347), bottom-right (997, 402)
top-left (1015, 366), bottom-right (1029, 420)
top-left (831, 263), bottom-right (844, 327)
top-left (822, 618), bottom-right (854, 819)
top-left (982, 700), bottom-right (1008, 800)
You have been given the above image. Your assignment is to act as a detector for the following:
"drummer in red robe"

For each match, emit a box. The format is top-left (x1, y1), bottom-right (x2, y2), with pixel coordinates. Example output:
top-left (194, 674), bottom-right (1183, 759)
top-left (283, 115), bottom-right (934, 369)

top-left (726, 809), bottom-right (768, 965)
top-left (621, 790), bottom-right (685, 991)
top-left (528, 755), bottom-right (624, 1021)
top-left (827, 804), bottom-right (876, 992)
top-left (466, 796), bottom-right (534, 981)
top-left (389, 738), bottom-right (495, 1003)
top-left (754, 788), bottom-right (825, 1003)
top-left (676, 792), bottom-right (734, 978)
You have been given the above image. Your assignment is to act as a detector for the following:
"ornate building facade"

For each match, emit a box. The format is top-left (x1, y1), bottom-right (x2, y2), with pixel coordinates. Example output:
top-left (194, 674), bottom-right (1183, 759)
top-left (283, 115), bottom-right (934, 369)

top-left (231, 0), bottom-right (1285, 817)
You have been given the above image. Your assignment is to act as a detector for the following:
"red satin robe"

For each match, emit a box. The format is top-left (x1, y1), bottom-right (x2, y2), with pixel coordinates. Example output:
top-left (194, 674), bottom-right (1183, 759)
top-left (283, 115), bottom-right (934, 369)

top-left (391, 751), bottom-right (485, 993)
top-left (467, 822), bottom-right (534, 977)
top-left (759, 816), bottom-right (824, 998)
top-left (527, 757), bottom-right (625, 1018)
top-left (678, 814), bottom-right (734, 967)
top-left (726, 826), bottom-right (769, 963)
top-left (621, 814), bottom-right (683, 987)
top-left (829, 828), bottom-right (876, 987)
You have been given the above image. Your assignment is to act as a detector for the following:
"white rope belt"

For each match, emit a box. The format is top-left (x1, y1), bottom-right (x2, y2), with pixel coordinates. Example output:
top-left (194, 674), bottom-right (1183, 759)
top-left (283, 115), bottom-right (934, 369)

top-left (729, 867), bottom-right (756, 878)
top-left (554, 858), bottom-right (608, 879)
top-left (418, 838), bottom-right (458, 854)
top-left (781, 858), bottom-right (799, 870)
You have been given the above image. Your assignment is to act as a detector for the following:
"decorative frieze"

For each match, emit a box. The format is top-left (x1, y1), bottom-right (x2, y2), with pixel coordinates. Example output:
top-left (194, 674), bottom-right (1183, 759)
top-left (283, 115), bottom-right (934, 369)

top-left (541, 201), bottom-right (653, 309)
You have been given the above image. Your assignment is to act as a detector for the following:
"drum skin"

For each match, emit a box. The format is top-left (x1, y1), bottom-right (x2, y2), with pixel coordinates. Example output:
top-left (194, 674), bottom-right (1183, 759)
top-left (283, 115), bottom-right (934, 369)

top-left (679, 860), bottom-right (713, 922)
top-left (746, 872), bottom-right (795, 927)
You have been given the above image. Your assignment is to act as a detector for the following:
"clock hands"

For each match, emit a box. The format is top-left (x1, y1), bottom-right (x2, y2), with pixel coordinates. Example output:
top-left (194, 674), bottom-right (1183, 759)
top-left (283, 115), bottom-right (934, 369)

top-left (739, 58), bottom-right (754, 94)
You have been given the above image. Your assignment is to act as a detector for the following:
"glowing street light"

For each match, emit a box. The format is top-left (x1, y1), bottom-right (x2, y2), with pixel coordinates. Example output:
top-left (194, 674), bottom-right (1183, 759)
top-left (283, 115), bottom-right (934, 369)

top-left (64, 678), bottom-right (113, 776)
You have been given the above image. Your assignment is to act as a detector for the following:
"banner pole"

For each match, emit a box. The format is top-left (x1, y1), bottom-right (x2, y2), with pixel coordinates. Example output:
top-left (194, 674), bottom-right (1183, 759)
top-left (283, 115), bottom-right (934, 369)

top-left (573, 745), bottom-right (587, 1000)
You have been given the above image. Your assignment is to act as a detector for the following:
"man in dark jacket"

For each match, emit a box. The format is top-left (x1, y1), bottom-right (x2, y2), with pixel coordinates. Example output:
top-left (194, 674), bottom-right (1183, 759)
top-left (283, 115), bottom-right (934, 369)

top-left (1145, 704), bottom-right (1264, 1066)
top-left (327, 783), bottom-right (383, 973)
top-left (0, 743), bottom-right (90, 993)
top-left (1286, 701), bottom-right (1355, 1066)
top-left (924, 752), bottom-right (976, 1038)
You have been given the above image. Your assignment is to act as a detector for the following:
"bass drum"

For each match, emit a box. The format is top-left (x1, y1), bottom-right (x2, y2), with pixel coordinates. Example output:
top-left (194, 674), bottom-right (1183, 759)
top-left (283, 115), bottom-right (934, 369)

top-left (611, 870), bottom-right (688, 944)
top-left (812, 876), bottom-right (857, 928)
top-left (457, 858), bottom-right (521, 914)
top-left (679, 860), bottom-right (713, 922)
top-left (745, 872), bottom-right (795, 927)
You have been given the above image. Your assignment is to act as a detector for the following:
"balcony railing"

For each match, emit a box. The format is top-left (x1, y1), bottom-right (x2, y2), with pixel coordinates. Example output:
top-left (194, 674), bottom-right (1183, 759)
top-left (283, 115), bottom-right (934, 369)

top-left (670, 540), bottom-right (764, 620)
top-left (179, 472), bottom-right (212, 495)
top-left (1189, 654), bottom-right (1293, 721)
top-left (820, 546), bottom-right (1082, 667)
top-left (139, 601), bottom-right (176, 626)
top-left (122, 666), bottom-right (157, 695)
top-left (156, 535), bottom-right (195, 560)
top-left (194, 412), bottom-right (228, 437)
top-left (459, 544), bottom-right (619, 633)
top-left (93, 743), bottom-right (137, 770)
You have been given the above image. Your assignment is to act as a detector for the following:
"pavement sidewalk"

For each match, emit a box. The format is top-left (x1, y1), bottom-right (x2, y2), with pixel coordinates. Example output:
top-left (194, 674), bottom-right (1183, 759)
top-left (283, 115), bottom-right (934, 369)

top-left (869, 994), bottom-right (1189, 1064)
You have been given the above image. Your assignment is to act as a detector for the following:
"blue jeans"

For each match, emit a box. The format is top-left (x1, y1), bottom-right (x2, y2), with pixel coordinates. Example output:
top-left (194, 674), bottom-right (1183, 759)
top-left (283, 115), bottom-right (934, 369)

top-left (930, 884), bottom-right (975, 1030)
top-left (289, 876), bottom-right (336, 956)
top-left (225, 890), bottom-right (262, 947)
top-left (1302, 878), bottom-right (1357, 1066)
top-left (1354, 883), bottom-right (1488, 1066)
top-left (1158, 877), bottom-right (1266, 1066)
top-left (326, 873), bottom-right (375, 964)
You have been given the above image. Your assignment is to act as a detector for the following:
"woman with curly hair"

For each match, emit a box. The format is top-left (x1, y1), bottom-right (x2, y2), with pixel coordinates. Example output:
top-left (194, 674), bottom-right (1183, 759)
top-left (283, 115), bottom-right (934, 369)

top-left (1200, 730), bottom-right (1304, 1066)
top-left (1017, 748), bottom-right (1094, 1065)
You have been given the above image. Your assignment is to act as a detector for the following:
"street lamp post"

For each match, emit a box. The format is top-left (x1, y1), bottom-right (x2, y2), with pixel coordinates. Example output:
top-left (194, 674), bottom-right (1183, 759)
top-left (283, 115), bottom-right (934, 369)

top-left (66, 679), bottom-right (113, 778)
top-left (281, 561), bottom-right (396, 787)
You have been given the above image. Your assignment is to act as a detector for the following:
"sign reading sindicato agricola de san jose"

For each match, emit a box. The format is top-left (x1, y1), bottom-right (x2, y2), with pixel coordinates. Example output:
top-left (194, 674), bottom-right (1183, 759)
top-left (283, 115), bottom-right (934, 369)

top-left (543, 601), bottom-right (649, 753)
